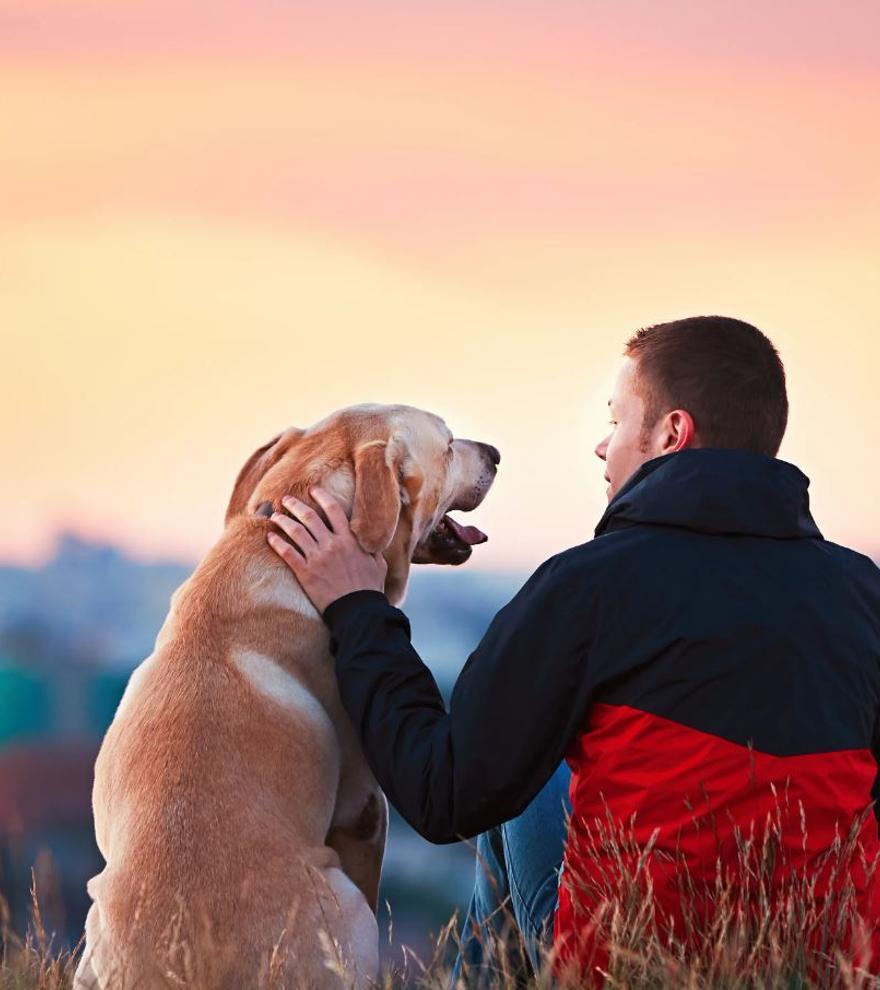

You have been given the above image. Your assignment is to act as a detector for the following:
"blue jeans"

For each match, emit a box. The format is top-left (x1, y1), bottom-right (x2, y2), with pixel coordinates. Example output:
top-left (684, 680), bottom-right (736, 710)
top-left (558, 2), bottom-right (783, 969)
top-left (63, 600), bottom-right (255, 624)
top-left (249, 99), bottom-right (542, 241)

top-left (449, 760), bottom-right (572, 989)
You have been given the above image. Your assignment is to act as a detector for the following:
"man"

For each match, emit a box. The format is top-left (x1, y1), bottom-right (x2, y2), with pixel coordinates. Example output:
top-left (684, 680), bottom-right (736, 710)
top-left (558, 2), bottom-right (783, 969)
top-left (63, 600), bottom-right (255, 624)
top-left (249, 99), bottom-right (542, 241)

top-left (266, 316), bottom-right (880, 985)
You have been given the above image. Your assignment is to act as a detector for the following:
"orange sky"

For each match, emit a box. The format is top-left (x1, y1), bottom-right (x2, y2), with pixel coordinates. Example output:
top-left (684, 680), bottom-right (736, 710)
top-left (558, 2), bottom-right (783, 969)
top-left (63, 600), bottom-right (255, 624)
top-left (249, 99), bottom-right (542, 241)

top-left (2, 1), bottom-right (878, 570)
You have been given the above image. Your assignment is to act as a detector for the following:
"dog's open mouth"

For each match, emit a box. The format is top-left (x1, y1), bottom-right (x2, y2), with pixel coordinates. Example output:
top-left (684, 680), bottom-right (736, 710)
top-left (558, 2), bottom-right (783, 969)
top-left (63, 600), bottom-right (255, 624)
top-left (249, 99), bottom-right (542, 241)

top-left (413, 512), bottom-right (488, 565)
top-left (435, 513), bottom-right (488, 548)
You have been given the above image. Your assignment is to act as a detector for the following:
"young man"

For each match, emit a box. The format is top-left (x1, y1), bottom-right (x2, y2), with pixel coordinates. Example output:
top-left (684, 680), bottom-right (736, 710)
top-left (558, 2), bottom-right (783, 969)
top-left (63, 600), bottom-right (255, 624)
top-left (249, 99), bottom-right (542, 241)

top-left (267, 316), bottom-right (880, 984)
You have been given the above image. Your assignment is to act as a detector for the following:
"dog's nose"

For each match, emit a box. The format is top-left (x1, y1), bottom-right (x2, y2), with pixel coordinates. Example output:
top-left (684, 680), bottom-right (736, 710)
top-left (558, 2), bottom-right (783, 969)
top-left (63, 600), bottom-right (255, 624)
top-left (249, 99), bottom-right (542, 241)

top-left (481, 443), bottom-right (501, 466)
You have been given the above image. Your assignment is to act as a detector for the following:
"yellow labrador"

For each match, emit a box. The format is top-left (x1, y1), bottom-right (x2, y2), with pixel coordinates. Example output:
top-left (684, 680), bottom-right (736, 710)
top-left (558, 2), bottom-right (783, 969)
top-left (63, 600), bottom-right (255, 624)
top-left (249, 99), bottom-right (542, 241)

top-left (74, 403), bottom-right (499, 990)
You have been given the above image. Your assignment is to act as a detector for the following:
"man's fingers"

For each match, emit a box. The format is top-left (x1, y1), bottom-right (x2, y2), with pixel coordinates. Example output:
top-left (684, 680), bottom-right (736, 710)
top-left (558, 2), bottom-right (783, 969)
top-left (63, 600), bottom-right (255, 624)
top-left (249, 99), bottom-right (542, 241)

top-left (309, 486), bottom-right (351, 536)
top-left (271, 512), bottom-right (318, 550)
top-left (267, 532), bottom-right (306, 568)
top-left (279, 496), bottom-right (327, 542)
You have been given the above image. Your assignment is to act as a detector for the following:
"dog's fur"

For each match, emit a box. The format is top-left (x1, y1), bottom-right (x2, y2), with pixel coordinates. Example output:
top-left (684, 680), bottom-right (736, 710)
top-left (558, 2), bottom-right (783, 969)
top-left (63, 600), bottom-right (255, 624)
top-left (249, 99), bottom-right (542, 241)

top-left (74, 403), bottom-right (498, 990)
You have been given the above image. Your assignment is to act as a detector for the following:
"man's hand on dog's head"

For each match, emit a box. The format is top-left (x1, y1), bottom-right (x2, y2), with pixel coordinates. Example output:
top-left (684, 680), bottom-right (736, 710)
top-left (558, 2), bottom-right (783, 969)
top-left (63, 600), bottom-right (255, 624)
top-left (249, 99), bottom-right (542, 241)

top-left (264, 486), bottom-right (388, 616)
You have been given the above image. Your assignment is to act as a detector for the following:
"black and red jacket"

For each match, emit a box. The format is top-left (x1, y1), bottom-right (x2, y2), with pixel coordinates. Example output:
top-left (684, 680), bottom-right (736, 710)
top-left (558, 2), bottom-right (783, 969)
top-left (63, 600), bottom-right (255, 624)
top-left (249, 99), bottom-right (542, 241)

top-left (322, 448), bottom-right (880, 975)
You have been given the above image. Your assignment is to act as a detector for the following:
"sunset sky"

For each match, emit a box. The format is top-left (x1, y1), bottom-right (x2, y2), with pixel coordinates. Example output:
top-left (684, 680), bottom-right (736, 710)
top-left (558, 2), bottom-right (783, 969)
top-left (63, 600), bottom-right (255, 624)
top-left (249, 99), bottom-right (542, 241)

top-left (3, 1), bottom-right (878, 572)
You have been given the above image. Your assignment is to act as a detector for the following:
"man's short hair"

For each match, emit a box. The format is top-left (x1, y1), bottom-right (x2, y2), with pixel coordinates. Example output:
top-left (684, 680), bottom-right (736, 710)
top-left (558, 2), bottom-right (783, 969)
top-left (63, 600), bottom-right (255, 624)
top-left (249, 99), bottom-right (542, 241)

top-left (624, 315), bottom-right (788, 457)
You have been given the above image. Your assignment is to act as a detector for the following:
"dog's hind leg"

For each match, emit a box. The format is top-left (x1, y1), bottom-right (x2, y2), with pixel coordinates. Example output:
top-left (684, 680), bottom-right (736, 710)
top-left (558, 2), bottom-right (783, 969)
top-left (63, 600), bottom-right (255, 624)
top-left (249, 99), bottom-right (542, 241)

top-left (72, 953), bottom-right (100, 990)
top-left (72, 903), bottom-right (104, 990)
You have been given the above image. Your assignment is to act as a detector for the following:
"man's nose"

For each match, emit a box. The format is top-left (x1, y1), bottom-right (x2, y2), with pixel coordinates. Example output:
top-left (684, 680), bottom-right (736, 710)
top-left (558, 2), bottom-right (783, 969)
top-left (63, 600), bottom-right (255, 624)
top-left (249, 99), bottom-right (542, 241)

top-left (594, 433), bottom-right (611, 461)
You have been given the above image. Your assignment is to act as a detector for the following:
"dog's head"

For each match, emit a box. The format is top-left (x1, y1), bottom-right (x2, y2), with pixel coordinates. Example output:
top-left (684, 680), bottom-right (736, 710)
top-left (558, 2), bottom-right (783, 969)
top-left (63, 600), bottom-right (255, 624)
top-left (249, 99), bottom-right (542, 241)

top-left (226, 403), bottom-right (499, 602)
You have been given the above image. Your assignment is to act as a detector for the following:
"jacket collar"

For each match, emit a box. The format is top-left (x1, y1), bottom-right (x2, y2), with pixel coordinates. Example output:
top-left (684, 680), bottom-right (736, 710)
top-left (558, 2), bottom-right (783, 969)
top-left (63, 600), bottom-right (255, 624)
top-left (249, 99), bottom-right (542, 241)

top-left (594, 448), bottom-right (823, 540)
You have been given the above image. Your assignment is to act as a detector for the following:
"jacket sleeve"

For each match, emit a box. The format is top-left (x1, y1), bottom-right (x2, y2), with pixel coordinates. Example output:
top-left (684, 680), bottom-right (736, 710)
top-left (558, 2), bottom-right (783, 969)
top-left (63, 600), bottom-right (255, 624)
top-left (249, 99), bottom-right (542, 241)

top-left (321, 551), bottom-right (597, 843)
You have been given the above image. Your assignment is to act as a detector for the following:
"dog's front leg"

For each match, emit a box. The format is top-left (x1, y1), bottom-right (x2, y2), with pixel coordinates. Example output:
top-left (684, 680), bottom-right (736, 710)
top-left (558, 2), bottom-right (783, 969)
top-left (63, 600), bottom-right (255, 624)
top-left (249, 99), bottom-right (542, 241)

top-left (326, 787), bottom-right (388, 915)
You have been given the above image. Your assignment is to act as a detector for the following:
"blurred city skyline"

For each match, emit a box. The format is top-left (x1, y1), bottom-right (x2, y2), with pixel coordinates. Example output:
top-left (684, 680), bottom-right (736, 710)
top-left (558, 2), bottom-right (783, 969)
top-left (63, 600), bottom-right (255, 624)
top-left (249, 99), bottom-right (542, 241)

top-left (3, 0), bottom-right (879, 570)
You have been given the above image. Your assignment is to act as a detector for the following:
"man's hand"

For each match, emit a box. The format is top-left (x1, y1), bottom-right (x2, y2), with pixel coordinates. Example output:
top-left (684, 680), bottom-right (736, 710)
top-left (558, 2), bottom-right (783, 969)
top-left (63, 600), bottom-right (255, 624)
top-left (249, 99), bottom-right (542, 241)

top-left (265, 485), bottom-right (388, 615)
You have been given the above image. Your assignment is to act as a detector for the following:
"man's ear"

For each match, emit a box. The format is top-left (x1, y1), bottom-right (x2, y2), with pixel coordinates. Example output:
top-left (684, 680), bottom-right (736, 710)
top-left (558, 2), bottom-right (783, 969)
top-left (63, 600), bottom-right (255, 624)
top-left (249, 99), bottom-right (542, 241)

top-left (225, 431), bottom-right (288, 525)
top-left (349, 436), bottom-right (405, 554)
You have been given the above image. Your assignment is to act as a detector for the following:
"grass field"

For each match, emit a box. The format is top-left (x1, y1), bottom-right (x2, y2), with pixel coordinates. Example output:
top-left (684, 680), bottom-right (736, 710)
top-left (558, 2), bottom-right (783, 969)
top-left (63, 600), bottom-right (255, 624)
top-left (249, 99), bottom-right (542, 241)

top-left (2, 892), bottom-right (878, 990)
top-left (4, 800), bottom-right (880, 989)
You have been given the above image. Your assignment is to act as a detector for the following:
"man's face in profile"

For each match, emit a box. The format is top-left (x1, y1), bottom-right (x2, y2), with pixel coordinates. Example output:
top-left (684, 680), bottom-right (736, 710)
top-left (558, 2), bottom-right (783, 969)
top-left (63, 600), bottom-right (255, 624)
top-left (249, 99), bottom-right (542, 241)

top-left (594, 356), bottom-right (655, 502)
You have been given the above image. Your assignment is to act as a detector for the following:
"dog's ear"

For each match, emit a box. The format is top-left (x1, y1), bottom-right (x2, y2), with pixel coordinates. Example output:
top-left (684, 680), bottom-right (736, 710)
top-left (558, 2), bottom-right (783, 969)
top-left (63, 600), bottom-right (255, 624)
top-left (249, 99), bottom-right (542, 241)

top-left (349, 436), bottom-right (404, 554)
top-left (225, 431), bottom-right (287, 525)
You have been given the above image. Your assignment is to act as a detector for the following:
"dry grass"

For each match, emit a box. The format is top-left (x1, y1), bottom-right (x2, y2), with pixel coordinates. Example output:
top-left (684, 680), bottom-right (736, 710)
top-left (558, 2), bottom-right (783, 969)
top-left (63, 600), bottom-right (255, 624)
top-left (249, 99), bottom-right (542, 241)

top-left (1, 871), bottom-right (82, 990)
top-left (399, 793), bottom-right (880, 990)
top-left (4, 795), bottom-right (880, 989)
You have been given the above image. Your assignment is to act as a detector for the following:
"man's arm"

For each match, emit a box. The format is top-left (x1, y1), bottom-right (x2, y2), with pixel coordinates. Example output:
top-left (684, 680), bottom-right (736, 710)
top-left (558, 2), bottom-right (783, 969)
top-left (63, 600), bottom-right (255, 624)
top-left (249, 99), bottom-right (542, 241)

top-left (321, 551), bottom-right (597, 843)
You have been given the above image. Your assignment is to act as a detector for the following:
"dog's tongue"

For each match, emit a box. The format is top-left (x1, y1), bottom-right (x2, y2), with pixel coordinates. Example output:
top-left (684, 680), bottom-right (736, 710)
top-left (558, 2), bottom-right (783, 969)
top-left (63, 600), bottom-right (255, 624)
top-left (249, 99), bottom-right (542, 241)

top-left (444, 514), bottom-right (488, 545)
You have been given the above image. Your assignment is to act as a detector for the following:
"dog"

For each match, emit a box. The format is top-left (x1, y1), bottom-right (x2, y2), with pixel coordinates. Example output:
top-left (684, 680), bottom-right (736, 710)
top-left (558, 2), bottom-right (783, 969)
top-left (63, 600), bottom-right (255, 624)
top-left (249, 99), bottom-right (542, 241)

top-left (74, 402), bottom-right (499, 989)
